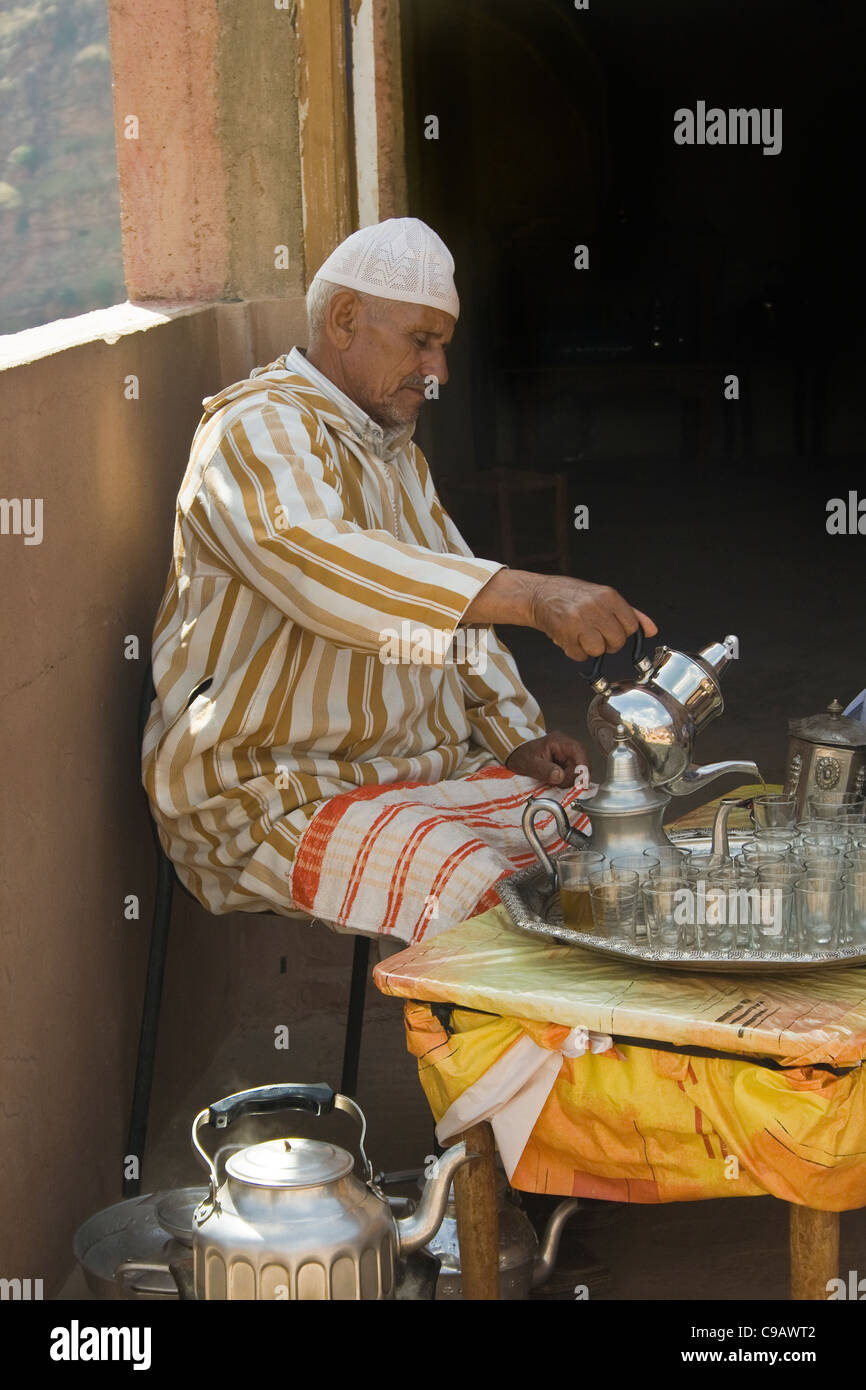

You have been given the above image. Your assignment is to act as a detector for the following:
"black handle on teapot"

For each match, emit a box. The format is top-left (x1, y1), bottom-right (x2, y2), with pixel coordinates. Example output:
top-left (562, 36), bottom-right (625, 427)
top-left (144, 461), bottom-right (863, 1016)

top-left (209, 1082), bottom-right (336, 1129)
top-left (577, 628), bottom-right (646, 685)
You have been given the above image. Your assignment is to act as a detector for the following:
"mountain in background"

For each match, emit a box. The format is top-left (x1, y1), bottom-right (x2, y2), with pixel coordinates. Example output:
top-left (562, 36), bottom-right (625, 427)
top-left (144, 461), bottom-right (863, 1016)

top-left (0, 0), bottom-right (125, 335)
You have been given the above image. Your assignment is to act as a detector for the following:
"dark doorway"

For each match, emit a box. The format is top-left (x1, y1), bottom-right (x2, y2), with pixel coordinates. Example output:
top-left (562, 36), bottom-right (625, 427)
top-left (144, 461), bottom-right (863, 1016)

top-left (401, 0), bottom-right (866, 785)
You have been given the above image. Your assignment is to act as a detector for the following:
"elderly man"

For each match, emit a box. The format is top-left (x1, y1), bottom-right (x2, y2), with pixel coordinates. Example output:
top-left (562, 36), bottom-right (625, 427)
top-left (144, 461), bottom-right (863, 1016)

top-left (142, 218), bottom-right (655, 940)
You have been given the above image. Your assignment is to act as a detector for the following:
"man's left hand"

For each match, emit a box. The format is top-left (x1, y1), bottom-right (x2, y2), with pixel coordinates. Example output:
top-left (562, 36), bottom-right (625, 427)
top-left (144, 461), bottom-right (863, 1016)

top-left (505, 731), bottom-right (590, 787)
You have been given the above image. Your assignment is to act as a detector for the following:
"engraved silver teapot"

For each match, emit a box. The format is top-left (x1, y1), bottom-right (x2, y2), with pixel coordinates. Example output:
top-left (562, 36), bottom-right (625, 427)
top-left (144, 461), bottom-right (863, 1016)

top-left (583, 632), bottom-right (758, 795)
top-left (785, 699), bottom-right (866, 817)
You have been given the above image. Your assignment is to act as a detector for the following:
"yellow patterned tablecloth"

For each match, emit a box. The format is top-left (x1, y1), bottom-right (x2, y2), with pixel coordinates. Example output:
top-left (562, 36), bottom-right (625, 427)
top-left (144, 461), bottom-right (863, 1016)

top-left (374, 909), bottom-right (866, 1208)
top-left (374, 909), bottom-right (866, 1070)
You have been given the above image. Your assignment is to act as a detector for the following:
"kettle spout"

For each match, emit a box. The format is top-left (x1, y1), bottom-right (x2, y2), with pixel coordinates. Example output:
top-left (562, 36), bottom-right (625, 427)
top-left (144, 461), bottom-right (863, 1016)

top-left (396, 1144), bottom-right (472, 1257)
top-left (665, 759), bottom-right (760, 797)
top-left (697, 636), bottom-right (739, 678)
top-left (530, 1198), bottom-right (580, 1289)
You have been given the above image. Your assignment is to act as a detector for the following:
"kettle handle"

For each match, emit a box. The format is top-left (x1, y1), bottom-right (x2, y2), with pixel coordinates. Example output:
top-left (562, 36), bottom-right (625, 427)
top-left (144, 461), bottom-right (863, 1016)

top-left (192, 1084), bottom-right (373, 1200)
top-left (576, 627), bottom-right (646, 686)
top-left (208, 1082), bottom-right (336, 1129)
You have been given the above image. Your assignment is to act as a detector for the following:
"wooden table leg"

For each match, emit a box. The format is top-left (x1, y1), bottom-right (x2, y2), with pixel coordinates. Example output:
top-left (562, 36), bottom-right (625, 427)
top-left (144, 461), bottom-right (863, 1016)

top-left (789, 1204), bottom-right (839, 1300)
top-left (453, 1120), bottom-right (500, 1300)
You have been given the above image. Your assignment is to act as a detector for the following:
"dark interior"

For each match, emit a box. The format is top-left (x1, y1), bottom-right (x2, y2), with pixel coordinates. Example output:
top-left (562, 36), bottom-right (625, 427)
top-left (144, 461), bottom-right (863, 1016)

top-left (401, 0), bottom-right (866, 791)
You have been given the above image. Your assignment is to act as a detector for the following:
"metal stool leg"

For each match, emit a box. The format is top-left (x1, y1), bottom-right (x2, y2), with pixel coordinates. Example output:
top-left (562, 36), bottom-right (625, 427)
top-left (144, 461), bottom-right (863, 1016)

top-left (123, 848), bottom-right (174, 1196)
top-left (340, 935), bottom-right (370, 1097)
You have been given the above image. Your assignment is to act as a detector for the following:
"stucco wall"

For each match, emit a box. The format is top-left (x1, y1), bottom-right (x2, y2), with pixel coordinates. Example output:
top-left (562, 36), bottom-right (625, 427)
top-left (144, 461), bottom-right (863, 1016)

top-left (0, 296), bottom-right (309, 1290)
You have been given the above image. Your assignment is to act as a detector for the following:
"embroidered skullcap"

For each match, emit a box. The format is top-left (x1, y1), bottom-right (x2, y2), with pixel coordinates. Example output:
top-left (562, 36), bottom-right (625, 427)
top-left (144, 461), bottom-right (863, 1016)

top-left (312, 217), bottom-right (459, 320)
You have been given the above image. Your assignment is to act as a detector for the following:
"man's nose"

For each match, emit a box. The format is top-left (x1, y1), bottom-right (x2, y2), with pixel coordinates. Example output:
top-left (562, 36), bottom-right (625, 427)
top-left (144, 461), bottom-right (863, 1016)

top-left (424, 345), bottom-right (448, 387)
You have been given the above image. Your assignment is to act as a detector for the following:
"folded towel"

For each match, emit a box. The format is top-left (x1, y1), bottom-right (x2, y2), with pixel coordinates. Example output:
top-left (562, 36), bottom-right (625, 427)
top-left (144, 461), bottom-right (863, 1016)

top-left (290, 764), bottom-right (590, 943)
top-left (435, 1025), bottom-right (615, 1180)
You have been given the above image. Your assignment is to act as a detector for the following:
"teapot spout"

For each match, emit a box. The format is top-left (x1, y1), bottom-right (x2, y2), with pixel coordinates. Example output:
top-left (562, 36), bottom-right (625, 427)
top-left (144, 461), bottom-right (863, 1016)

top-left (396, 1144), bottom-right (472, 1257)
top-left (531, 1198), bottom-right (580, 1288)
top-left (665, 759), bottom-right (760, 797)
top-left (697, 636), bottom-right (739, 678)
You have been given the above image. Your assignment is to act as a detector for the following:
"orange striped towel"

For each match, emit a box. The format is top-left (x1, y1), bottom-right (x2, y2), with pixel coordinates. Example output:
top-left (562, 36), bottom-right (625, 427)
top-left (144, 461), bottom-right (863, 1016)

top-left (290, 765), bottom-right (591, 943)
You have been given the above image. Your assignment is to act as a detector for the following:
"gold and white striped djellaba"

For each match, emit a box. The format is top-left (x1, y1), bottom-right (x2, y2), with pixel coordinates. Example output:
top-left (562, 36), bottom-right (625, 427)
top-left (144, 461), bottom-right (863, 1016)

top-left (142, 351), bottom-right (546, 915)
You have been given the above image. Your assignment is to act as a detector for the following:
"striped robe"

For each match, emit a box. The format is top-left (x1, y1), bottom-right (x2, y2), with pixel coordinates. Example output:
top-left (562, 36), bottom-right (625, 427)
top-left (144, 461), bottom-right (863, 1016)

top-left (142, 353), bottom-right (546, 915)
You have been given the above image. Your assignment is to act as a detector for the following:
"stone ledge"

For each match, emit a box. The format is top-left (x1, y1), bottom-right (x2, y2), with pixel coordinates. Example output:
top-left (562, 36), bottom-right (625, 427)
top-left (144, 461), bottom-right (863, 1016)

top-left (0, 299), bottom-right (214, 371)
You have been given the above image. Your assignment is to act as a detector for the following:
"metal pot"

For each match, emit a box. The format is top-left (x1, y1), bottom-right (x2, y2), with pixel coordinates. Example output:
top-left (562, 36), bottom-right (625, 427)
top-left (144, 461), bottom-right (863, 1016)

top-left (423, 1169), bottom-right (578, 1300)
top-left (785, 699), bottom-right (866, 817)
top-left (583, 632), bottom-right (759, 795)
top-left (190, 1083), bottom-right (471, 1300)
top-left (524, 727), bottom-right (674, 883)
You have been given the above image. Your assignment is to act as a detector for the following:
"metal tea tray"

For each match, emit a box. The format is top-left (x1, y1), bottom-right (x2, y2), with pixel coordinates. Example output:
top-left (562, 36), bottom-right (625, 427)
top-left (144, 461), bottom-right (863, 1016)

top-left (497, 833), bottom-right (866, 974)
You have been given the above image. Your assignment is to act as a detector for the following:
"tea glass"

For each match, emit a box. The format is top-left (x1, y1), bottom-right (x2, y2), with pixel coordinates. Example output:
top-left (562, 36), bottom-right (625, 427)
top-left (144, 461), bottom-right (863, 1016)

top-left (800, 844), bottom-right (844, 876)
top-left (685, 852), bottom-right (732, 885)
top-left (808, 793), bottom-right (865, 823)
top-left (794, 876), bottom-right (844, 951)
top-left (842, 871), bottom-right (866, 947)
top-left (699, 881), bottom-right (738, 950)
top-left (589, 868), bottom-right (640, 945)
top-left (740, 843), bottom-right (787, 872)
top-left (750, 884), bottom-right (794, 952)
top-left (752, 794), bottom-right (797, 830)
top-left (643, 878), bottom-right (688, 949)
top-left (754, 828), bottom-right (797, 854)
top-left (610, 853), bottom-right (660, 884)
top-left (803, 828), bottom-right (853, 852)
top-left (707, 869), bottom-right (759, 946)
top-left (559, 850), bottom-right (606, 932)
top-left (649, 845), bottom-right (692, 873)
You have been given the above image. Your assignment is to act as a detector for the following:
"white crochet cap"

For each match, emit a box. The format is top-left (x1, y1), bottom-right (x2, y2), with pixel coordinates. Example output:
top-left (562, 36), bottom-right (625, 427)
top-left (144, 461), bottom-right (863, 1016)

top-left (312, 217), bottom-right (459, 320)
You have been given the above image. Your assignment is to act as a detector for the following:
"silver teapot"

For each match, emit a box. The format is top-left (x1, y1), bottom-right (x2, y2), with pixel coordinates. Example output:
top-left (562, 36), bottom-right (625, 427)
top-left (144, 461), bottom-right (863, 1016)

top-left (423, 1168), bottom-right (578, 1300)
top-left (190, 1083), bottom-right (471, 1300)
top-left (583, 632), bottom-right (758, 794)
top-left (525, 727), bottom-right (674, 881)
top-left (785, 699), bottom-right (866, 817)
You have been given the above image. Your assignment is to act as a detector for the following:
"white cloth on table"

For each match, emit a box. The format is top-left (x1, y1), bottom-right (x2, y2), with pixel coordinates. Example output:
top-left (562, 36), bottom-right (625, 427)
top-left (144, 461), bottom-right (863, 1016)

top-left (434, 1025), bottom-right (614, 1181)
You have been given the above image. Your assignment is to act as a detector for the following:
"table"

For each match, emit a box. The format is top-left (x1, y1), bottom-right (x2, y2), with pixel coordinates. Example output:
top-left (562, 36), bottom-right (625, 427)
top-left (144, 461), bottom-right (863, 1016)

top-left (374, 909), bottom-right (866, 1300)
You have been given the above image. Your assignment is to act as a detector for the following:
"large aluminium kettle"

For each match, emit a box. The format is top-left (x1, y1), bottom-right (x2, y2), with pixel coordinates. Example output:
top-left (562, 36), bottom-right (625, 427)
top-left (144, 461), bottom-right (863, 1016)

top-left (583, 631), bottom-right (759, 795)
top-left (191, 1083), bottom-right (471, 1300)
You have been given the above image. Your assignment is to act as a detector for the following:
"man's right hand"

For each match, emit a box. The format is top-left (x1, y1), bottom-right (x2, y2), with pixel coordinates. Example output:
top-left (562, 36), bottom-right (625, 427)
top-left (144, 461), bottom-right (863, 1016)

top-left (462, 568), bottom-right (656, 663)
top-left (529, 575), bottom-right (656, 662)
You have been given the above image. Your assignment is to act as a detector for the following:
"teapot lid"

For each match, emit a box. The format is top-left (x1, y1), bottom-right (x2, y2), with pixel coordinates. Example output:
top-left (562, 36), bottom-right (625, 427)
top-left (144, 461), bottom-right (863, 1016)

top-left (225, 1136), bottom-right (354, 1189)
top-left (578, 726), bottom-right (668, 814)
top-left (789, 700), bottom-right (866, 748)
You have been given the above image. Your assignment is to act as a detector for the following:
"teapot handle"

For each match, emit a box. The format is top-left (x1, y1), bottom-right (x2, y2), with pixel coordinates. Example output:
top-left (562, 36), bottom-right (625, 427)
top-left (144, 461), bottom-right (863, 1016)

top-left (192, 1084), bottom-right (373, 1198)
top-left (522, 796), bottom-right (575, 891)
top-left (576, 628), bottom-right (647, 686)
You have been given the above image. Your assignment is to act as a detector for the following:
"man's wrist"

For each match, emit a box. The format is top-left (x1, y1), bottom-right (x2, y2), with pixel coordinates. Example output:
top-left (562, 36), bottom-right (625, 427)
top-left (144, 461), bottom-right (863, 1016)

top-left (463, 568), bottom-right (543, 628)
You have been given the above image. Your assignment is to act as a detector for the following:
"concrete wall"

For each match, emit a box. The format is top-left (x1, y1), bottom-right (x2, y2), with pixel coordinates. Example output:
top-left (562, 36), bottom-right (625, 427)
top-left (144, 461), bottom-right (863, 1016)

top-left (0, 295), bottom-right (311, 1292)
top-left (1, 0), bottom-right (411, 1296)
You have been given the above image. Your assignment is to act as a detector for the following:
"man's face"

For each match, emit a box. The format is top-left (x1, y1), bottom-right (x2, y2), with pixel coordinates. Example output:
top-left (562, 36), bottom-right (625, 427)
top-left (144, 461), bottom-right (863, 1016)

top-left (338, 298), bottom-right (455, 431)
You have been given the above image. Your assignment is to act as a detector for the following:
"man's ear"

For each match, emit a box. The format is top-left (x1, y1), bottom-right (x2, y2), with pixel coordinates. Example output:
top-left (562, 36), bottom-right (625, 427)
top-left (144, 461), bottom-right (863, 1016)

top-left (327, 290), bottom-right (362, 350)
